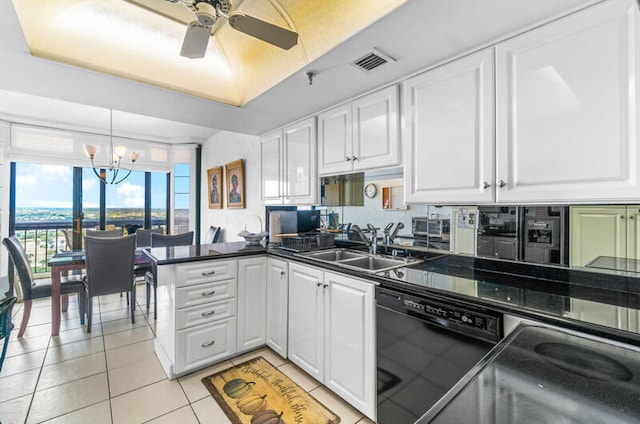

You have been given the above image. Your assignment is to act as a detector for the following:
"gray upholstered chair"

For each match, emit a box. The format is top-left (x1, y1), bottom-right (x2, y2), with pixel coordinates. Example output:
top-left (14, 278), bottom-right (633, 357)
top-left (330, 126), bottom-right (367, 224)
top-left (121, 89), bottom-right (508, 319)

top-left (85, 228), bottom-right (124, 238)
top-left (204, 226), bottom-right (221, 244)
top-left (146, 231), bottom-right (194, 319)
top-left (83, 234), bottom-right (136, 332)
top-left (3, 236), bottom-right (86, 337)
top-left (135, 228), bottom-right (164, 248)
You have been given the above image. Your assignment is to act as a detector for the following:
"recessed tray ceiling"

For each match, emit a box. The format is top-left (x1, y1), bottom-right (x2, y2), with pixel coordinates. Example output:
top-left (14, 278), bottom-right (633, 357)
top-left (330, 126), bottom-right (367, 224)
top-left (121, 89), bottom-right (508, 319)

top-left (11, 0), bottom-right (408, 107)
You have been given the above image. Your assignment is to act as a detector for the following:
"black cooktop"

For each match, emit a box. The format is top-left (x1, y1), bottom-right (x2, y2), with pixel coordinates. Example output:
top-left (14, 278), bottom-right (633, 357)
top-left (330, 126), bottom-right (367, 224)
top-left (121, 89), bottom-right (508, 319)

top-left (420, 324), bottom-right (640, 423)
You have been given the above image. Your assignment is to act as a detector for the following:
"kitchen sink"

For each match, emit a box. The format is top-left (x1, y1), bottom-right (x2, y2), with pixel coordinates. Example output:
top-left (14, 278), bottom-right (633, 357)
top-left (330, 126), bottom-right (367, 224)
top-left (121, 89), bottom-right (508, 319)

top-left (299, 248), bottom-right (369, 262)
top-left (295, 248), bottom-right (421, 273)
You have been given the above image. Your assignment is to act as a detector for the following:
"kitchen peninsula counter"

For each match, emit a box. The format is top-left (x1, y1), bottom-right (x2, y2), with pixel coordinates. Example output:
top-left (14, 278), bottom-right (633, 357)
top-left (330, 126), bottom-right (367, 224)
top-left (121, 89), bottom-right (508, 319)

top-left (144, 241), bottom-right (640, 346)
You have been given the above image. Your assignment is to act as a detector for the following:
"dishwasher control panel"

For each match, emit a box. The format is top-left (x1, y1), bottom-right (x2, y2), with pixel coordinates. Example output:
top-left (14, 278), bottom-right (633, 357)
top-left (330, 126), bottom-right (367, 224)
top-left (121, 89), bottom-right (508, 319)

top-left (377, 286), bottom-right (502, 343)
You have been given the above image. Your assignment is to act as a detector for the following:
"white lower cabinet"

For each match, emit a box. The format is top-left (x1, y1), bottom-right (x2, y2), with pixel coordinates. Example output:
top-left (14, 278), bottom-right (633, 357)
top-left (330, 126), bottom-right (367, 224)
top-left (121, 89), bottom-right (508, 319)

top-left (266, 257), bottom-right (289, 358)
top-left (176, 317), bottom-right (236, 373)
top-left (154, 258), bottom-right (239, 378)
top-left (237, 257), bottom-right (267, 352)
top-left (288, 262), bottom-right (325, 381)
top-left (288, 262), bottom-right (376, 421)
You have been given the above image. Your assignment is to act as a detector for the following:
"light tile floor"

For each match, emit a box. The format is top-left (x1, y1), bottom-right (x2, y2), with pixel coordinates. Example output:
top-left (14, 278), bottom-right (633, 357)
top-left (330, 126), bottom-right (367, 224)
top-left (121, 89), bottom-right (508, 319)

top-left (0, 284), bottom-right (375, 424)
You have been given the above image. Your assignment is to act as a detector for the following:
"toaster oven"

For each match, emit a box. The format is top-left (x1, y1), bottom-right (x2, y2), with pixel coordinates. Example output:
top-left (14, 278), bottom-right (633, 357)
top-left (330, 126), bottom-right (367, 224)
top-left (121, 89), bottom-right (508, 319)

top-left (412, 217), bottom-right (450, 238)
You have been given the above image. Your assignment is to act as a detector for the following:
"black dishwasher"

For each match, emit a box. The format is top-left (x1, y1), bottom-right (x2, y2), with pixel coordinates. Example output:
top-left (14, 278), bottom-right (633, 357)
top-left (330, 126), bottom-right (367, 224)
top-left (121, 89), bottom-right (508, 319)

top-left (376, 286), bottom-right (502, 424)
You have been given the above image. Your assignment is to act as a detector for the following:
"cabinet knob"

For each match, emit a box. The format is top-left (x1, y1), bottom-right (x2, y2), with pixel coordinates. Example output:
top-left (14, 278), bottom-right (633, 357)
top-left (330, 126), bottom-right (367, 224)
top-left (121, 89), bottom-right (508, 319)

top-left (280, 270), bottom-right (286, 276)
top-left (352, 155), bottom-right (358, 162)
top-left (201, 340), bottom-right (215, 348)
top-left (498, 180), bottom-right (506, 188)
top-left (631, 216), bottom-right (635, 220)
top-left (482, 181), bottom-right (490, 189)
top-left (345, 156), bottom-right (351, 162)
top-left (316, 281), bottom-right (322, 287)
top-left (323, 283), bottom-right (328, 289)
top-left (621, 215), bottom-right (625, 219)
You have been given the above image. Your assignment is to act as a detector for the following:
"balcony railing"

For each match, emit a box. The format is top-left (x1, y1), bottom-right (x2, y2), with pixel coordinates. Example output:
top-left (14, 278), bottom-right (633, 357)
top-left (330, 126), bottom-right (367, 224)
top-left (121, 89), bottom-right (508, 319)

top-left (14, 219), bottom-right (166, 276)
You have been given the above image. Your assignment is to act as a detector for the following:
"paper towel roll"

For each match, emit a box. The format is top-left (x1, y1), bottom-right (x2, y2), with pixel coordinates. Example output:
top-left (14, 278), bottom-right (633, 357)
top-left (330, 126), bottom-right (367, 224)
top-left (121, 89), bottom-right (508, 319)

top-left (269, 212), bottom-right (282, 244)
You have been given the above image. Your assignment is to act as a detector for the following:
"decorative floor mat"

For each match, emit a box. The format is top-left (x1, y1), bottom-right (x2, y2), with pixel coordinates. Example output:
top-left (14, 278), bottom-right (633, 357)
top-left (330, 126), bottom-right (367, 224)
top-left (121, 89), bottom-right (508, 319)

top-left (202, 356), bottom-right (340, 424)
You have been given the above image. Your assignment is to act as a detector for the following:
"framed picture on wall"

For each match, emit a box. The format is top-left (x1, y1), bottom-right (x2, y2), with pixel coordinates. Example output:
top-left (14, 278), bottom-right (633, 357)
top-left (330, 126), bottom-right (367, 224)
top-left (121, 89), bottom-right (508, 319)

top-left (225, 159), bottom-right (245, 209)
top-left (207, 166), bottom-right (223, 209)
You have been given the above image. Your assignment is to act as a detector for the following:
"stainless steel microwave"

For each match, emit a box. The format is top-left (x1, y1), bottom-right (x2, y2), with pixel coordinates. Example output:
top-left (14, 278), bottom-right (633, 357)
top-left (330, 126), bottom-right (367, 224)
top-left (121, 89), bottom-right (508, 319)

top-left (412, 217), bottom-right (450, 238)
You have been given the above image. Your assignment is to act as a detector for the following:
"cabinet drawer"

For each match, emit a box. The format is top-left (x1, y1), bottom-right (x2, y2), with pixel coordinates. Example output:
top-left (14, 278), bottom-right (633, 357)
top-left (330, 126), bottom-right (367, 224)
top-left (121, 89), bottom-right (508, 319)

top-left (176, 259), bottom-right (236, 287)
top-left (176, 298), bottom-right (237, 330)
top-left (176, 318), bottom-right (236, 374)
top-left (176, 279), bottom-right (236, 309)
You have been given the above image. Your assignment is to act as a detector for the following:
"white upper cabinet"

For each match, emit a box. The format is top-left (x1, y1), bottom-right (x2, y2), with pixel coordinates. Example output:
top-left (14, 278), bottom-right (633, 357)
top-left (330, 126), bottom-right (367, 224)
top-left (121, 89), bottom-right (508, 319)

top-left (318, 85), bottom-right (400, 176)
top-left (283, 117), bottom-right (317, 204)
top-left (404, 48), bottom-right (495, 204)
top-left (260, 130), bottom-right (282, 204)
top-left (495, 0), bottom-right (640, 203)
top-left (260, 117), bottom-right (317, 205)
top-left (352, 85), bottom-right (400, 171)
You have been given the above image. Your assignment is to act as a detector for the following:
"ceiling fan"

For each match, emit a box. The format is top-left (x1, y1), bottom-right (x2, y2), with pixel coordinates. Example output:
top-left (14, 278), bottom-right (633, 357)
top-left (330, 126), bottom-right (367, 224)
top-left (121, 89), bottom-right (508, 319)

top-left (166, 0), bottom-right (299, 58)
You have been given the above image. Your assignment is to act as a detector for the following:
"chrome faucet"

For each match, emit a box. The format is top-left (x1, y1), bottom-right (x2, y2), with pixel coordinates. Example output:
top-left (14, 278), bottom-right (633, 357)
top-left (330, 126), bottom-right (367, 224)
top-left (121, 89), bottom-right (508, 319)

top-left (367, 224), bottom-right (378, 254)
top-left (382, 222), bottom-right (394, 245)
top-left (351, 224), bottom-right (377, 254)
top-left (389, 222), bottom-right (405, 244)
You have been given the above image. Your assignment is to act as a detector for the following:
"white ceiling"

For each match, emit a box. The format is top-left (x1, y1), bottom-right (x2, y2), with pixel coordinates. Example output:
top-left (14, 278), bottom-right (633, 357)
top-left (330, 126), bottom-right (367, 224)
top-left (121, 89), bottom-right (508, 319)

top-left (0, 0), bottom-right (599, 142)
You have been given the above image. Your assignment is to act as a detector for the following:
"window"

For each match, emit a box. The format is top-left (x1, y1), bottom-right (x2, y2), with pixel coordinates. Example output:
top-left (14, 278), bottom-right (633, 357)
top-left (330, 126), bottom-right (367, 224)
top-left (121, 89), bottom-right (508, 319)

top-left (174, 163), bottom-right (190, 234)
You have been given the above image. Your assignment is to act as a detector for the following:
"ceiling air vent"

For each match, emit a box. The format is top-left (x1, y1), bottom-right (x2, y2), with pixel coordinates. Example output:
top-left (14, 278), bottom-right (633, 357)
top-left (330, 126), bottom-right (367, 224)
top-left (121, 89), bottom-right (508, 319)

top-left (351, 48), bottom-right (395, 72)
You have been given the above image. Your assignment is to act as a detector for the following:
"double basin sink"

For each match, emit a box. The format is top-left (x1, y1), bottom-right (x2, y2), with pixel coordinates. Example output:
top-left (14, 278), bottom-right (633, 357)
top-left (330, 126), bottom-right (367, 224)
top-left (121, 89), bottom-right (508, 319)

top-left (295, 248), bottom-right (421, 274)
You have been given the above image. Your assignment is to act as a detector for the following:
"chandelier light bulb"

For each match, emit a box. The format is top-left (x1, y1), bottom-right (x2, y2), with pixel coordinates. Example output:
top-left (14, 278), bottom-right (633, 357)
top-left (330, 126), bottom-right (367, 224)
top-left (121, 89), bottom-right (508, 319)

top-left (130, 151), bottom-right (139, 162)
top-left (114, 145), bottom-right (126, 159)
top-left (84, 144), bottom-right (98, 159)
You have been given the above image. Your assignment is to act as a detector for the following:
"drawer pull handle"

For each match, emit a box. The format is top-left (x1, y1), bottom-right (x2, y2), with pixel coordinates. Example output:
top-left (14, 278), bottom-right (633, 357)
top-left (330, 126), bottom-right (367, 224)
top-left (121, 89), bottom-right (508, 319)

top-left (202, 270), bottom-right (216, 276)
top-left (201, 310), bottom-right (216, 317)
top-left (280, 271), bottom-right (286, 276)
top-left (201, 340), bottom-right (215, 348)
top-left (201, 290), bottom-right (216, 297)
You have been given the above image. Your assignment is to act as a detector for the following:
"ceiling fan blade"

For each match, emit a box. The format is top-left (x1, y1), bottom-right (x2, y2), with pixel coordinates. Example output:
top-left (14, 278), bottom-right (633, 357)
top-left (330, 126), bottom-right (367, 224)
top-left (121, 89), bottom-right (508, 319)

top-left (180, 21), bottom-right (211, 59)
top-left (227, 12), bottom-right (298, 50)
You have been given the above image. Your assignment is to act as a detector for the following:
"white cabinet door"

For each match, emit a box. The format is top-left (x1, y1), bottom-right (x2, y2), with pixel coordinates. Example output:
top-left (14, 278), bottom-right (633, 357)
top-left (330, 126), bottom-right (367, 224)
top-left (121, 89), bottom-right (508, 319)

top-left (496, 0), bottom-right (640, 203)
top-left (324, 272), bottom-right (375, 421)
top-left (405, 48), bottom-right (495, 204)
top-left (283, 117), bottom-right (317, 204)
top-left (260, 130), bottom-right (283, 204)
top-left (318, 104), bottom-right (352, 175)
top-left (352, 85), bottom-right (400, 171)
top-left (176, 317), bottom-right (236, 374)
top-left (237, 257), bottom-right (267, 352)
top-left (266, 258), bottom-right (288, 358)
top-left (288, 262), bottom-right (325, 382)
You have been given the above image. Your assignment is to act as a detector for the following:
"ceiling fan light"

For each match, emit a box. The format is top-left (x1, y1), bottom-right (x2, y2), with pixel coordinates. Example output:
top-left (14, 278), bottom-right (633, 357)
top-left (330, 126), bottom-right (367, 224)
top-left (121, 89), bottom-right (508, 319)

top-left (195, 2), bottom-right (217, 26)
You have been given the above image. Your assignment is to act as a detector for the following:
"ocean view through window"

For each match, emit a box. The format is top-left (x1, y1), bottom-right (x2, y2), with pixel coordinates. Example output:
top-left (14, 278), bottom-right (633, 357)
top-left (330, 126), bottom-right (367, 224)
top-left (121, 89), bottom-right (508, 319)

top-left (14, 163), bottom-right (169, 275)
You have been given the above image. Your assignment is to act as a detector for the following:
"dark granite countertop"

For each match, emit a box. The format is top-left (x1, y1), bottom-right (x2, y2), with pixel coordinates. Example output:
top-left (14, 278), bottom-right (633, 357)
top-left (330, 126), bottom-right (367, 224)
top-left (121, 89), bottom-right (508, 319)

top-left (142, 241), bottom-right (268, 265)
top-left (143, 240), bottom-right (640, 345)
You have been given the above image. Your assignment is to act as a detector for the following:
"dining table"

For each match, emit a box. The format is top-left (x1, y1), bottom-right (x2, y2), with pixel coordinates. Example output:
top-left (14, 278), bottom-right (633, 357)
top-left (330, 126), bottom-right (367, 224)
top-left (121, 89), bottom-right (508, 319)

top-left (47, 248), bottom-right (151, 336)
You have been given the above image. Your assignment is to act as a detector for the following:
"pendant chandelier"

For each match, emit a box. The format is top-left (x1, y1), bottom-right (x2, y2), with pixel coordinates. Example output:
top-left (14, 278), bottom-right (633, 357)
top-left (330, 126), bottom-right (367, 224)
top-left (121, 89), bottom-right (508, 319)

top-left (83, 109), bottom-right (139, 184)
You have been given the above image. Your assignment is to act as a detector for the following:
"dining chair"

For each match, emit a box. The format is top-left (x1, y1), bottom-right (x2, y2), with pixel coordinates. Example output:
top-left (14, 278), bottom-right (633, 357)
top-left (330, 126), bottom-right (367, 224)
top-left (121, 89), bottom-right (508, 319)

top-left (204, 226), bottom-right (221, 244)
top-left (83, 234), bottom-right (136, 332)
top-left (135, 228), bottom-right (164, 248)
top-left (146, 231), bottom-right (194, 319)
top-left (3, 236), bottom-right (86, 337)
top-left (0, 296), bottom-right (17, 371)
top-left (85, 228), bottom-right (124, 238)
